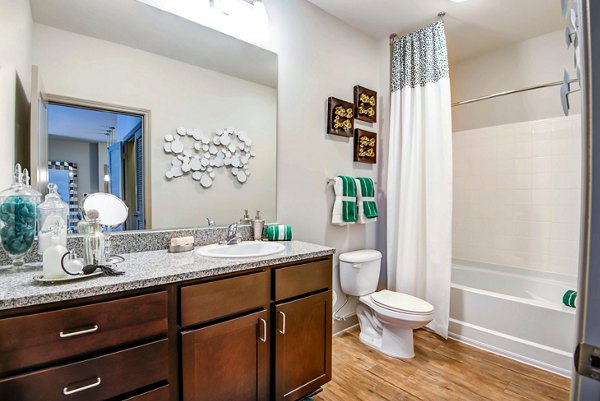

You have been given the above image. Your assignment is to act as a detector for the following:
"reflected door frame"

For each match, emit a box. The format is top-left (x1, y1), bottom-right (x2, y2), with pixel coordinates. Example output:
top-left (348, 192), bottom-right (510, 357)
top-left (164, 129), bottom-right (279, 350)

top-left (44, 94), bottom-right (152, 229)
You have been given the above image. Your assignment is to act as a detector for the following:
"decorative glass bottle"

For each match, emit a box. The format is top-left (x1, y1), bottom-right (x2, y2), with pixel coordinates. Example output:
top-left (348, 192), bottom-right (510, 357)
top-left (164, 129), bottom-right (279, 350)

top-left (37, 183), bottom-right (68, 255)
top-left (0, 164), bottom-right (42, 267)
top-left (83, 209), bottom-right (105, 266)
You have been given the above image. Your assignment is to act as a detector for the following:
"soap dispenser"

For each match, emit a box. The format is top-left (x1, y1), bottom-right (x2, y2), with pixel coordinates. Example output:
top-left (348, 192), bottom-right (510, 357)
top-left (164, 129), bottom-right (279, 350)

top-left (253, 210), bottom-right (265, 241)
top-left (240, 209), bottom-right (252, 225)
top-left (38, 183), bottom-right (68, 255)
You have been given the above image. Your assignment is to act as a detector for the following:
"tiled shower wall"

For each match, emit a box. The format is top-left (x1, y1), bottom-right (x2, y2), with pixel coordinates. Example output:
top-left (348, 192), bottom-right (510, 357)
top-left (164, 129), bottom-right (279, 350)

top-left (452, 115), bottom-right (581, 276)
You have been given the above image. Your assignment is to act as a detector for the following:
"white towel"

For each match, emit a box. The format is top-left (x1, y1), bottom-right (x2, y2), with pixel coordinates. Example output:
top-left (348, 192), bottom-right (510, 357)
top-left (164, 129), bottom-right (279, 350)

top-left (356, 178), bottom-right (378, 224)
top-left (331, 177), bottom-right (355, 226)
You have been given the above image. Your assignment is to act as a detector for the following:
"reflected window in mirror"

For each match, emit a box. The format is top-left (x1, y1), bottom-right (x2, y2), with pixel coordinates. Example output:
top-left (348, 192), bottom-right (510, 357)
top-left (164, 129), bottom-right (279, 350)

top-left (47, 103), bottom-right (144, 231)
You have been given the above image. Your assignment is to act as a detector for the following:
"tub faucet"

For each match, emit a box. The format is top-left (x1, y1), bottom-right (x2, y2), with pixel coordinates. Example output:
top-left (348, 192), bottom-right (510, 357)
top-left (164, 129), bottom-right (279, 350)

top-left (220, 222), bottom-right (241, 245)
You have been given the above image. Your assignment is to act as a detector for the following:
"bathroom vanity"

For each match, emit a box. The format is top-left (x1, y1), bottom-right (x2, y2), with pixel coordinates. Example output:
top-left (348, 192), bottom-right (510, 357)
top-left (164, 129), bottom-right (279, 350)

top-left (0, 241), bottom-right (334, 401)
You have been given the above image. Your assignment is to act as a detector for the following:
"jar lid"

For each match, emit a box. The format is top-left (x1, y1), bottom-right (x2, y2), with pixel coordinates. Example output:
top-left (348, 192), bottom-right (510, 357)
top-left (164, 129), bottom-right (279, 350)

top-left (39, 183), bottom-right (68, 212)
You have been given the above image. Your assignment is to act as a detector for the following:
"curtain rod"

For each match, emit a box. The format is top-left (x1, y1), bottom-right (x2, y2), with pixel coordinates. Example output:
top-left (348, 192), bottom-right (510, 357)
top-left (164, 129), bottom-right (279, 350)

top-left (390, 11), bottom-right (445, 44)
top-left (452, 79), bottom-right (579, 107)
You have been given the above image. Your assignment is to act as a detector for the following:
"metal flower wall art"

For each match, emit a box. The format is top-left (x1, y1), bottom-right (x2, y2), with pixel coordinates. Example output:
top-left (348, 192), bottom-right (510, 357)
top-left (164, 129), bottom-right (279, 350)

top-left (163, 127), bottom-right (256, 188)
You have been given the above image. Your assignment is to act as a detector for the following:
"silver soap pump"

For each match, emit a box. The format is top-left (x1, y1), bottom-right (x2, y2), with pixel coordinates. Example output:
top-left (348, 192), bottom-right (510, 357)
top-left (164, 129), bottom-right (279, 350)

top-left (253, 210), bottom-right (265, 241)
top-left (240, 209), bottom-right (252, 225)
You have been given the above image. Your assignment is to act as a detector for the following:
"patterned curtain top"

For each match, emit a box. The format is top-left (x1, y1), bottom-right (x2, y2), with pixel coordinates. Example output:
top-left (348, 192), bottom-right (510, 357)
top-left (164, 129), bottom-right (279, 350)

top-left (391, 20), bottom-right (449, 92)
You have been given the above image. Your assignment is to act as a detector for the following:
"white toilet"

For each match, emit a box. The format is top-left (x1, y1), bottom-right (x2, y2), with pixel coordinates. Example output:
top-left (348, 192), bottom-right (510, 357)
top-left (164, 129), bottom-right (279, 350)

top-left (339, 249), bottom-right (434, 359)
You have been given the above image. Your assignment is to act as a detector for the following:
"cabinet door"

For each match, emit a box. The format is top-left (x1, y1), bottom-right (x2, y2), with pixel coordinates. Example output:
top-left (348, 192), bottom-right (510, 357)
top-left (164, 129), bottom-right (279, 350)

top-left (274, 291), bottom-right (332, 401)
top-left (181, 310), bottom-right (269, 401)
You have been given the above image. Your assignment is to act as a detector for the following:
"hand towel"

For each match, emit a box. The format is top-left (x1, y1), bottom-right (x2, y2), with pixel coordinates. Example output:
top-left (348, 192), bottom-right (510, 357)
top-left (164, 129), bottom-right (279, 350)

top-left (356, 177), bottom-right (378, 224)
top-left (563, 289), bottom-right (577, 308)
top-left (266, 224), bottom-right (292, 241)
top-left (331, 176), bottom-right (357, 225)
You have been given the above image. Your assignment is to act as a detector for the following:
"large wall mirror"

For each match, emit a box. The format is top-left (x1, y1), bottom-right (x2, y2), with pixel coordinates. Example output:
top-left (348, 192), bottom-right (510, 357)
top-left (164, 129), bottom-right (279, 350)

top-left (12, 0), bottom-right (277, 231)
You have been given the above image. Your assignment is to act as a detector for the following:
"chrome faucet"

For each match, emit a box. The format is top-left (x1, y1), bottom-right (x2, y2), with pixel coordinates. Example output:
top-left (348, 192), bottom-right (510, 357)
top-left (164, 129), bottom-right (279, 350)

top-left (220, 222), bottom-right (242, 245)
top-left (206, 217), bottom-right (215, 227)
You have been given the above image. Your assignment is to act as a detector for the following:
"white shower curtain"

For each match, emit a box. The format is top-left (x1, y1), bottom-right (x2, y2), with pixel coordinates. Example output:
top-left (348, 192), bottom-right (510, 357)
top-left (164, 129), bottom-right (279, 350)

top-left (387, 21), bottom-right (452, 338)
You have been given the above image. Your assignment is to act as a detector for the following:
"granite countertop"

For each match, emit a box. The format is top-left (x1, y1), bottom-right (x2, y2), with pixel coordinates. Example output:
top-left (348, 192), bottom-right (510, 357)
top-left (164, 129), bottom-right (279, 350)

top-left (0, 241), bottom-right (335, 311)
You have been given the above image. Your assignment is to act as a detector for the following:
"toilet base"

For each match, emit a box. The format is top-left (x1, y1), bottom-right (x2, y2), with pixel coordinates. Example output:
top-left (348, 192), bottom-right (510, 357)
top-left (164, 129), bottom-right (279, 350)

top-left (381, 325), bottom-right (415, 359)
top-left (359, 325), bottom-right (415, 359)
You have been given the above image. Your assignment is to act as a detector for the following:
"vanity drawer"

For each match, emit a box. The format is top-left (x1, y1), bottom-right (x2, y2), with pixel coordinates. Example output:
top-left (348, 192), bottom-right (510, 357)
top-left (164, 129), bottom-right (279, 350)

top-left (180, 270), bottom-right (269, 327)
top-left (122, 385), bottom-right (170, 401)
top-left (273, 259), bottom-right (332, 301)
top-left (0, 291), bottom-right (168, 374)
top-left (0, 339), bottom-right (168, 401)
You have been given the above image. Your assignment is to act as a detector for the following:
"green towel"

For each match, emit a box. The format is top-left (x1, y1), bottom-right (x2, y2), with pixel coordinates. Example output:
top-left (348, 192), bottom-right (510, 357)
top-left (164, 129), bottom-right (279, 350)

top-left (357, 177), bottom-right (378, 219)
top-left (563, 290), bottom-right (577, 308)
top-left (338, 175), bottom-right (358, 222)
top-left (266, 224), bottom-right (292, 241)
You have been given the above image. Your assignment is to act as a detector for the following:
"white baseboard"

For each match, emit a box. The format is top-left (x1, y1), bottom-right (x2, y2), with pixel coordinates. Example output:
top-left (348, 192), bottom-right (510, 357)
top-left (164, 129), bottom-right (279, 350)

top-left (333, 323), bottom-right (359, 337)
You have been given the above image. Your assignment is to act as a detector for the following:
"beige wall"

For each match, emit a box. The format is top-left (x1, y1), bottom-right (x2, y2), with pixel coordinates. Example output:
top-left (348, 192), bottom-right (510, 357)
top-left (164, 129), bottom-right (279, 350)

top-left (264, 0), bottom-right (380, 330)
top-left (33, 23), bottom-right (277, 228)
top-left (451, 29), bottom-right (581, 132)
top-left (0, 0), bottom-right (32, 189)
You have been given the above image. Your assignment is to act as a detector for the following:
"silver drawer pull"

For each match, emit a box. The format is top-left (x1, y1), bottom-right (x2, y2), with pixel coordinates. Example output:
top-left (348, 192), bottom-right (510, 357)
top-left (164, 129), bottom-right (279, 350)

top-left (59, 325), bottom-right (99, 338)
top-left (259, 318), bottom-right (267, 342)
top-left (279, 311), bottom-right (286, 335)
top-left (63, 377), bottom-right (102, 395)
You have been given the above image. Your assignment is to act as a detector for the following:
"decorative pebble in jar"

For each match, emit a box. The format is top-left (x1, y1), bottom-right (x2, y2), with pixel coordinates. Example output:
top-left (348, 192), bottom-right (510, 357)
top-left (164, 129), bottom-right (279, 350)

top-left (0, 164), bottom-right (41, 267)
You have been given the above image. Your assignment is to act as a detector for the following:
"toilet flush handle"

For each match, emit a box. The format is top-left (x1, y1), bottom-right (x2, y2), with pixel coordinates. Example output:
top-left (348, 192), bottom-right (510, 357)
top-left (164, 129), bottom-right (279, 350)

top-left (352, 264), bottom-right (360, 268)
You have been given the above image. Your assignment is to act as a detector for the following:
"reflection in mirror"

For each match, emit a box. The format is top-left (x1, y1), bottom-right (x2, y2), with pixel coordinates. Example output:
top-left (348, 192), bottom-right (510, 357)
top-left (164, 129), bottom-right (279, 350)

top-left (9, 0), bottom-right (278, 231)
top-left (48, 104), bottom-right (144, 231)
top-left (81, 193), bottom-right (129, 230)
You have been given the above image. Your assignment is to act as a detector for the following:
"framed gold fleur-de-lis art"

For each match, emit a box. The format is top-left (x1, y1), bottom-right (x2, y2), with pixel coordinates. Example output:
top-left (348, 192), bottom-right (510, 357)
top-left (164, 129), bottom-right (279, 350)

top-left (327, 97), bottom-right (354, 137)
top-left (354, 86), bottom-right (377, 123)
top-left (354, 129), bottom-right (377, 164)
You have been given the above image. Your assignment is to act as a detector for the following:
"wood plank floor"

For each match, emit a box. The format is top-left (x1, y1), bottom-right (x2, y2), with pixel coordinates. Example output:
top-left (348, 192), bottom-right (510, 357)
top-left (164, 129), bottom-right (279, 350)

top-left (313, 329), bottom-right (571, 401)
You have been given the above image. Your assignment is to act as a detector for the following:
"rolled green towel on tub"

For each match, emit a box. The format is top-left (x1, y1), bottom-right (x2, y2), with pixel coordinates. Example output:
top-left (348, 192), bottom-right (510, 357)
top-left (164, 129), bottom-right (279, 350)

top-left (266, 225), bottom-right (292, 241)
top-left (563, 290), bottom-right (577, 308)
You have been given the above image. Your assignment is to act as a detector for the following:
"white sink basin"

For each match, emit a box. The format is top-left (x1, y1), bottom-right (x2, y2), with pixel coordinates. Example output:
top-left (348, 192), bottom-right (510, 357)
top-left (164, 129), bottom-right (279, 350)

top-left (195, 241), bottom-right (285, 258)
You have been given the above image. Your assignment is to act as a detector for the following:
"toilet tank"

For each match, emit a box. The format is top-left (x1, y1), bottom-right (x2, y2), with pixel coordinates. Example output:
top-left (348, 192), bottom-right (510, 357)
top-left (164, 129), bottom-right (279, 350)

top-left (339, 249), bottom-right (382, 296)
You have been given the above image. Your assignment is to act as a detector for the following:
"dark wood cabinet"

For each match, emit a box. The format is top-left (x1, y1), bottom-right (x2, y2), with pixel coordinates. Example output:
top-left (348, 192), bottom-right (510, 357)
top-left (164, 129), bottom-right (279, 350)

top-left (0, 255), bottom-right (332, 401)
top-left (0, 291), bottom-right (168, 375)
top-left (180, 271), bottom-right (269, 327)
top-left (0, 339), bottom-right (168, 401)
top-left (274, 291), bottom-right (332, 401)
top-left (181, 309), bottom-right (270, 401)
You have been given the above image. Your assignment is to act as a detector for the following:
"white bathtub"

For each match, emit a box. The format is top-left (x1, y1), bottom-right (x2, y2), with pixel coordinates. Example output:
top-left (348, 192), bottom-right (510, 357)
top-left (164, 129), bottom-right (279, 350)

top-left (449, 260), bottom-right (578, 376)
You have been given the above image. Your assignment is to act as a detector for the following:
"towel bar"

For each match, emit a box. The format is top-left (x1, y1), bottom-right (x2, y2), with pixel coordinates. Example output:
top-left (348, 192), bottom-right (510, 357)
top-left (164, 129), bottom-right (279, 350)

top-left (326, 177), bottom-right (377, 185)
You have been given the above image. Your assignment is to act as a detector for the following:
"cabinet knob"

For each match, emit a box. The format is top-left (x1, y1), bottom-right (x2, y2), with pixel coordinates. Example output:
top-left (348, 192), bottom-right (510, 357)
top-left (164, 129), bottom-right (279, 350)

top-left (278, 311), bottom-right (286, 335)
top-left (259, 318), bottom-right (267, 342)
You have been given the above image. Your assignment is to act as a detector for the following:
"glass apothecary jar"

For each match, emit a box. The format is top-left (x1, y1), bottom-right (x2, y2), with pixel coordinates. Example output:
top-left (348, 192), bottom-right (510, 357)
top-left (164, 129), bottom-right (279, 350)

top-left (37, 183), bottom-right (68, 255)
top-left (0, 165), bottom-right (42, 267)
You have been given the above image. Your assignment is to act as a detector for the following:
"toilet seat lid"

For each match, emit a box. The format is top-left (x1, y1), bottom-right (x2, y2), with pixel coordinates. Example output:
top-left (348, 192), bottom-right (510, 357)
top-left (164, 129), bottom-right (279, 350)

top-left (371, 290), bottom-right (434, 315)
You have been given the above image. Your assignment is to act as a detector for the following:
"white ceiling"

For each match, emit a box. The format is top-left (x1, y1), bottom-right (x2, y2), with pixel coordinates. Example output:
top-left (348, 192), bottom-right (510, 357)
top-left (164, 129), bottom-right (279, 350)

top-left (48, 104), bottom-right (117, 143)
top-left (48, 104), bottom-right (142, 144)
top-left (306, 0), bottom-right (566, 63)
top-left (30, 0), bottom-right (277, 87)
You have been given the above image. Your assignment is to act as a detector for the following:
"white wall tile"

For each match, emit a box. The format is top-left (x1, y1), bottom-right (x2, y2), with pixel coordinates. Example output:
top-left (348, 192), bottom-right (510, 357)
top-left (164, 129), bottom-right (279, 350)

top-left (452, 115), bottom-right (581, 276)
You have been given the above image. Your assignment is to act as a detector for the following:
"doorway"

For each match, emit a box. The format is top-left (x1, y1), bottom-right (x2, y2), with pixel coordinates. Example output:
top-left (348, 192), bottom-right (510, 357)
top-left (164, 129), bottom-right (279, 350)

top-left (46, 100), bottom-right (147, 231)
